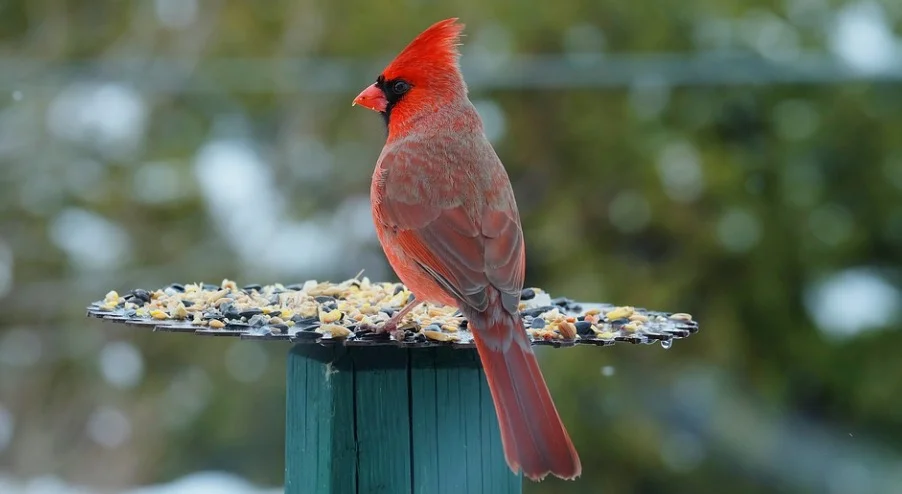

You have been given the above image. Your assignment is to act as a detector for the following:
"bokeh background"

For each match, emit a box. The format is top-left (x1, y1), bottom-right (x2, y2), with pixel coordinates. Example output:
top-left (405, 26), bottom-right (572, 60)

top-left (2, 1), bottom-right (902, 493)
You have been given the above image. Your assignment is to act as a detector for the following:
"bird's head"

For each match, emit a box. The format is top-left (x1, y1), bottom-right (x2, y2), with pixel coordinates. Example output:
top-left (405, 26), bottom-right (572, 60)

top-left (353, 18), bottom-right (467, 129)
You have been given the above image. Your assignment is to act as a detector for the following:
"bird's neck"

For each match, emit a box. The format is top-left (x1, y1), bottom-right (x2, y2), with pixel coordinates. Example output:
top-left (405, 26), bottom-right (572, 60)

top-left (387, 97), bottom-right (483, 143)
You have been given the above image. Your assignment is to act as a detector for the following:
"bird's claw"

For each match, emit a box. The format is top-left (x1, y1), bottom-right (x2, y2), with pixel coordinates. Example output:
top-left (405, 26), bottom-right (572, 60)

top-left (376, 320), bottom-right (397, 335)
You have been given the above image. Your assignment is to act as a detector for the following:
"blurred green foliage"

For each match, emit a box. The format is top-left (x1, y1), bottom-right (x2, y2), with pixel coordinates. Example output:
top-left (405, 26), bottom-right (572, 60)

top-left (1, 1), bottom-right (901, 493)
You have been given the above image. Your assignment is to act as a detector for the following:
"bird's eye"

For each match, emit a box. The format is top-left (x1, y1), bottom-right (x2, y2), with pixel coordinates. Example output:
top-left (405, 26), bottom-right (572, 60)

top-left (391, 80), bottom-right (411, 95)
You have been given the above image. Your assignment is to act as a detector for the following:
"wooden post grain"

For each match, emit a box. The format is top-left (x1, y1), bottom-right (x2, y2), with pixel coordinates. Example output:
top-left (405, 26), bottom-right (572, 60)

top-left (285, 344), bottom-right (522, 494)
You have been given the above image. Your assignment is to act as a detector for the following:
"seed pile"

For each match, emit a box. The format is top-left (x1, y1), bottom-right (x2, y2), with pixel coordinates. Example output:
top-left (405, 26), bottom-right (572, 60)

top-left (87, 278), bottom-right (699, 348)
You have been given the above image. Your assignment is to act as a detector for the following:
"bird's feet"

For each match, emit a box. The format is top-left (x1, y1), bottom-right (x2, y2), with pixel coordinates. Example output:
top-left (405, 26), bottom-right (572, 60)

top-left (377, 298), bottom-right (423, 340)
top-left (379, 317), bottom-right (410, 343)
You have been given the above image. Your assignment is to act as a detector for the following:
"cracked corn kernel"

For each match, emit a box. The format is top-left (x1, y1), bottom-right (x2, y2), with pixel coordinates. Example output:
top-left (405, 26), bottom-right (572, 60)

top-left (542, 308), bottom-right (562, 321)
top-left (172, 303), bottom-right (188, 320)
top-left (150, 309), bottom-right (168, 320)
top-left (209, 319), bottom-right (225, 329)
top-left (669, 313), bottom-right (693, 321)
top-left (206, 289), bottom-right (227, 303)
top-left (423, 330), bottom-right (455, 342)
top-left (101, 291), bottom-right (119, 310)
top-left (605, 306), bottom-right (634, 320)
top-left (322, 286), bottom-right (342, 297)
top-left (321, 324), bottom-right (351, 338)
top-left (320, 309), bottom-right (342, 323)
top-left (629, 313), bottom-right (648, 323)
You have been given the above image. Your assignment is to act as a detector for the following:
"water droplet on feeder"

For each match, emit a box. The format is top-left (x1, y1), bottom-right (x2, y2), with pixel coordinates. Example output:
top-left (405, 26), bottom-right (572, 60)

top-left (660, 338), bottom-right (673, 349)
top-left (601, 365), bottom-right (616, 377)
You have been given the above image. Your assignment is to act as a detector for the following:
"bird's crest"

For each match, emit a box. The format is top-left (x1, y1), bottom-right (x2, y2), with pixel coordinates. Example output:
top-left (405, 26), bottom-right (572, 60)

top-left (382, 18), bottom-right (465, 81)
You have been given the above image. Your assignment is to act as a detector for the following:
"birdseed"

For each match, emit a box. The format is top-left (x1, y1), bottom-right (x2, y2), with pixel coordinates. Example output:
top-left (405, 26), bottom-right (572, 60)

top-left (86, 278), bottom-right (699, 349)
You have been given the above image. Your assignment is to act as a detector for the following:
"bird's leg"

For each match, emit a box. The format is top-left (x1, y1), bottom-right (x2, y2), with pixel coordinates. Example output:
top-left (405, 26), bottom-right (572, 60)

top-left (378, 297), bottom-right (423, 336)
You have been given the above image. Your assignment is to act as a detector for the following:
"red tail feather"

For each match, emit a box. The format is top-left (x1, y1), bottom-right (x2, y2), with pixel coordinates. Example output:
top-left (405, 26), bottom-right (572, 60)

top-left (470, 311), bottom-right (582, 481)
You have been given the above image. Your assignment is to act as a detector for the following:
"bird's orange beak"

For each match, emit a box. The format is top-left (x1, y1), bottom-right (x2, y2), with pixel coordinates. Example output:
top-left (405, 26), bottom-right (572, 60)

top-left (352, 84), bottom-right (388, 113)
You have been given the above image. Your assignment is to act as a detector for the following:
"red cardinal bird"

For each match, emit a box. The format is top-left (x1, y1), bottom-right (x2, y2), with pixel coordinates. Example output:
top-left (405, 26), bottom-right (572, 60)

top-left (352, 18), bottom-right (581, 481)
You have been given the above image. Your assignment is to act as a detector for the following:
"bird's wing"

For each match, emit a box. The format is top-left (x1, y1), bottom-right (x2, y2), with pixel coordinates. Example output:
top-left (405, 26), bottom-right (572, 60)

top-left (374, 142), bottom-right (525, 316)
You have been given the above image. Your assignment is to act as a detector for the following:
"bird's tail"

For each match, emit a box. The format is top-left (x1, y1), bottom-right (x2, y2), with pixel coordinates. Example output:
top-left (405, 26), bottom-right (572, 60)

top-left (468, 309), bottom-right (581, 481)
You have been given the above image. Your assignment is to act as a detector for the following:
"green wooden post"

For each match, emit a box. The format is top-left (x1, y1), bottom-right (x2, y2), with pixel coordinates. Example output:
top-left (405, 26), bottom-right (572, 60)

top-left (285, 344), bottom-right (522, 494)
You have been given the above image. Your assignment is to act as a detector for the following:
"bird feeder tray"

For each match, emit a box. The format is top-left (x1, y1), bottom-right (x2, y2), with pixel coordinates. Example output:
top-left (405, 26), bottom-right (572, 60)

top-left (85, 278), bottom-right (699, 494)
top-left (85, 278), bottom-right (698, 349)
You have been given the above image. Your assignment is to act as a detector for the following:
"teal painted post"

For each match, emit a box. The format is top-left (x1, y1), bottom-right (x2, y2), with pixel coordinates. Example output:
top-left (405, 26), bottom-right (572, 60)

top-left (285, 344), bottom-right (522, 494)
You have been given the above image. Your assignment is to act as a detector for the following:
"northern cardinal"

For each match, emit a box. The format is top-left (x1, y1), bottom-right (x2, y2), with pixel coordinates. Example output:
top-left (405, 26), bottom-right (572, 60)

top-left (352, 18), bottom-right (581, 481)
